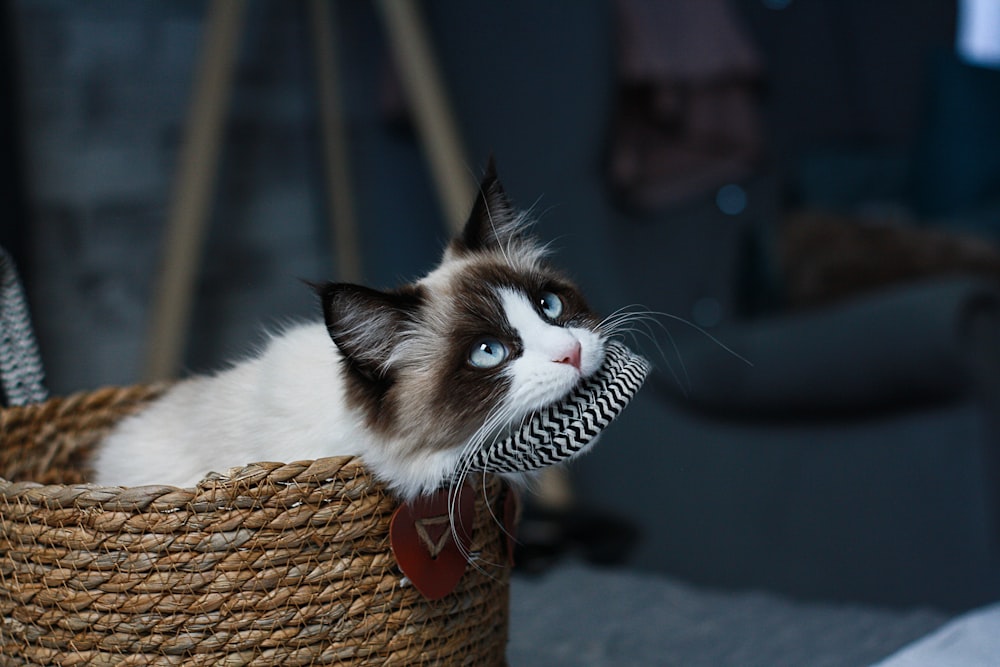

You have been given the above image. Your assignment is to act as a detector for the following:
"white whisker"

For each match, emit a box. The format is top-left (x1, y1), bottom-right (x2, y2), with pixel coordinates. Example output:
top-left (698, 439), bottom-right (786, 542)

top-left (447, 399), bottom-right (520, 567)
top-left (595, 305), bottom-right (751, 396)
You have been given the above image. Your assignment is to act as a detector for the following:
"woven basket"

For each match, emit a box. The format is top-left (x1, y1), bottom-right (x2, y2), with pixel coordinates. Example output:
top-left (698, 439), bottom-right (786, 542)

top-left (0, 385), bottom-right (511, 666)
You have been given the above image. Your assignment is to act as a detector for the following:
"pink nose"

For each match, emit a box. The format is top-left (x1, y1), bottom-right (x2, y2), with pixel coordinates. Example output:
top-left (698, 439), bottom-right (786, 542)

top-left (554, 341), bottom-right (582, 370)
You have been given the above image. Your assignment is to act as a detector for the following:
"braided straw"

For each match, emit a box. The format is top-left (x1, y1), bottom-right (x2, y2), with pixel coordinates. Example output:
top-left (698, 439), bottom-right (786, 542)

top-left (0, 386), bottom-right (510, 665)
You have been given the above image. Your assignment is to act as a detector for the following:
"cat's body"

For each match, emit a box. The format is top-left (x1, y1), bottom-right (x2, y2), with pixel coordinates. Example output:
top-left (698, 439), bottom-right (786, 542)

top-left (92, 163), bottom-right (607, 500)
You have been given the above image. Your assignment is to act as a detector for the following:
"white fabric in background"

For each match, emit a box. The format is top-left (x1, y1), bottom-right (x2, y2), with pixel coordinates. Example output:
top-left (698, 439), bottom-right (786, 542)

top-left (956, 0), bottom-right (1000, 69)
top-left (872, 602), bottom-right (1000, 667)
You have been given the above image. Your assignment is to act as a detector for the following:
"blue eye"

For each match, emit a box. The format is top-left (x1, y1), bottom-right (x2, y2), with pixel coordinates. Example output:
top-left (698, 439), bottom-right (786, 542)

top-left (538, 291), bottom-right (563, 320)
top-left (469, 338), bottom-right (508, 369)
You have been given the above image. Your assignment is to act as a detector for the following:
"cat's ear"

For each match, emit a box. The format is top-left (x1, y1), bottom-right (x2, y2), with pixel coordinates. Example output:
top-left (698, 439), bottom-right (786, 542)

top-left (452, 156), bottom-right (524, 254)
top-left (314, 282), bottom-right (422, 379)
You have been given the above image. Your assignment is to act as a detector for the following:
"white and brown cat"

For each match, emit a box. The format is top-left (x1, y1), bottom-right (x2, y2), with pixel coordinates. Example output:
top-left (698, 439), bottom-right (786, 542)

top-left (91, 163), bottom-right (610, 500)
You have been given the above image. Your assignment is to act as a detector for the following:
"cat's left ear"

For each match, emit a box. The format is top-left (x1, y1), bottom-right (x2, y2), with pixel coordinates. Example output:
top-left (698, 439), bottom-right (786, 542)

top-left (315, 282), bottom-right (421, 380)
top-left (451, 156), bottom-right (524, 255)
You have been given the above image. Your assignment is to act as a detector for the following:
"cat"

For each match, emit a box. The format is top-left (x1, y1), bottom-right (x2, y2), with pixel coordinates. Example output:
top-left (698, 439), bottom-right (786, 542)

top-left (90, 161), bottom-right (609, 501)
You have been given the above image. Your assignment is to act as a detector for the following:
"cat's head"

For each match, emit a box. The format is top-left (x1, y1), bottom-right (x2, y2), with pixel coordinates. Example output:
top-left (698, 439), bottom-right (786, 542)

top-left (316, 161), bottom-right (605, 495)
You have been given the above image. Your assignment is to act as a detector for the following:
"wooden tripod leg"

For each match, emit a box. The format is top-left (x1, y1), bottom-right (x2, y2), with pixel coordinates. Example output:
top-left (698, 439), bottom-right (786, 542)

top-left (144, 0), bottom-right (246, 381)
top-left (309, 0), bottom-right (362, 284)
top-left (375, 0), bottom-right (472, 233)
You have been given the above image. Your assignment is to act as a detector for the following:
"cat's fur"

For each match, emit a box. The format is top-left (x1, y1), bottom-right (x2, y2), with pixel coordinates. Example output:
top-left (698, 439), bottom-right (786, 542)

top-left (91, 163), bottom-right (607, 500)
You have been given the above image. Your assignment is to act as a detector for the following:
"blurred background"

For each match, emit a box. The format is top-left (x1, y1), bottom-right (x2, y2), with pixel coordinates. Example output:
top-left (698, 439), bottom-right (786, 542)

top-left (3, 0), bottom-right (1000, 616)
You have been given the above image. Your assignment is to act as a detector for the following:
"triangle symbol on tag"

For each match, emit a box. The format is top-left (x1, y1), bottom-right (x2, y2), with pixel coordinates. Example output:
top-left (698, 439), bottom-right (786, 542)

top-left (390, 484), bottom-right (475, 600)
top-left (414, 515), bottom-right (451, 558)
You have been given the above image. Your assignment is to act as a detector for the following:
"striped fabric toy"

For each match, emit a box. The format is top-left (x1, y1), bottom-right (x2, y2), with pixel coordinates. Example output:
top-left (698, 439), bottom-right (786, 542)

top-left (464, 340), bottom-right (650, 474)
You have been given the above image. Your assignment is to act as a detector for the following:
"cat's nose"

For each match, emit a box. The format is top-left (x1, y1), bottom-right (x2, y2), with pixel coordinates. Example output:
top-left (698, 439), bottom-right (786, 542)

top-left (554, 341), bottom-right (582, 371)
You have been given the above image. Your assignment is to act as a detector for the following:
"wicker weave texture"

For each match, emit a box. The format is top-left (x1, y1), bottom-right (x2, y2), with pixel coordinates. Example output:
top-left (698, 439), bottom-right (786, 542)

top-left (0, 386), bottom-right (510, 665)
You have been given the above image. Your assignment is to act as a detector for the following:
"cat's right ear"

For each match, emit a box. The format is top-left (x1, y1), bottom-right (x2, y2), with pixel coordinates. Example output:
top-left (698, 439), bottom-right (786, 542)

top-left (313, 282), bottom-right (422, 380)
top-left (450, 156), bottom-right (523, 255)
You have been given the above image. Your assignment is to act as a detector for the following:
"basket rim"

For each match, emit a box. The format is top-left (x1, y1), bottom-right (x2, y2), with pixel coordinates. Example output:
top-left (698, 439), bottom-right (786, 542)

top-left (0, 455), bottom-right (388, 512)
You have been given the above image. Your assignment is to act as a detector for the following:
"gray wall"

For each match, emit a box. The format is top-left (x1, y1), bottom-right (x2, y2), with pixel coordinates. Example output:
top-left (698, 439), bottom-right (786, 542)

top-left (13, 1), bottom-right (446, 393)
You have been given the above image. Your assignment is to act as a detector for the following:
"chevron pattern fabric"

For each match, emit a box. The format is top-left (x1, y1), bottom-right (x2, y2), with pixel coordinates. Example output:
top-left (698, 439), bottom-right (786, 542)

top-left (0, 247), bottom-right (48, 407)
top-left (465, 340), bottom-right (650, 474)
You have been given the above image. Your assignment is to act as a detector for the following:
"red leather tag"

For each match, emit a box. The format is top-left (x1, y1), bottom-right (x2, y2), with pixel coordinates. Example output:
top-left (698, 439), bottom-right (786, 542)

top-left (390, 484), bottom-right (475, 600)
